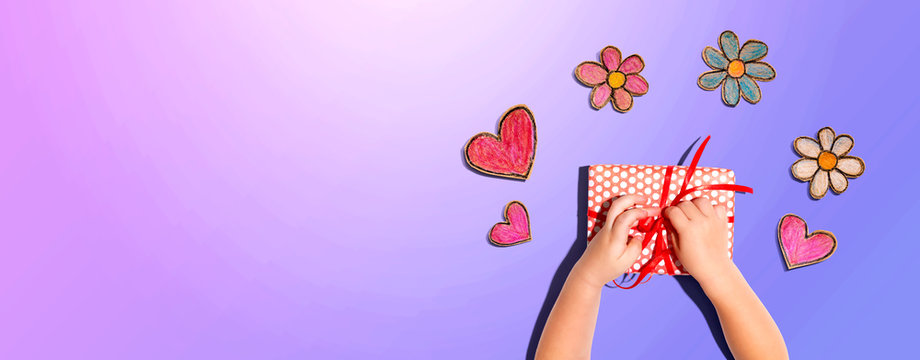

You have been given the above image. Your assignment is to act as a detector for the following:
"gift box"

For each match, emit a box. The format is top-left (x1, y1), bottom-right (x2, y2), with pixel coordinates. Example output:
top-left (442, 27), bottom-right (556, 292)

top-left (584, 137), bottom-right (751, 286)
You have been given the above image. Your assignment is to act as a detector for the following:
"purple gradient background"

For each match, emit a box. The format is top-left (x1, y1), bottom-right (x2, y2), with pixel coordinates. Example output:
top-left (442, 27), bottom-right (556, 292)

top-left (1, 0), bottom-right (918, 358)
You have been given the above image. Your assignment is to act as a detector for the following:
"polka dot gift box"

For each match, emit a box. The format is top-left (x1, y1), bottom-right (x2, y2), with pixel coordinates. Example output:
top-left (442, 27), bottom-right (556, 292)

top-left (586, 164), bottom-right (740, 276)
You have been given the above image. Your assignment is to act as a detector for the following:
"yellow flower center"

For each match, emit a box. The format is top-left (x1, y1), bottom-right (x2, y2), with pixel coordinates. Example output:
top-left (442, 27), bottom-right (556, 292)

top-left (727, 60), bottom-right (745, 78)
top-left (607, 71), bottom-right (626, 89)
top-left (817, 151), bottom-right (837, 171)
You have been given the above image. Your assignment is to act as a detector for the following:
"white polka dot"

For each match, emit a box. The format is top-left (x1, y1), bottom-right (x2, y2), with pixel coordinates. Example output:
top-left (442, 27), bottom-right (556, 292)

top-left (603, 191), bottom-right (610, 198)
top-left (604, 170), bottom-right (611, 177)
top-left (653, 173), bottom-right (661, 180)
top-left (658, 260), bottom-right (665, 266)
top-left (637, 172), bottom-right (645, 179)
top-left (629, 187), bottom-right (636, 193)
top-left (595, 166), bottom-right (604, 172)
top-left (728, 200), bottom-right (734, 208)
top-left (588, 200), bottom-right (594, 207)
top-left (703, 174), bottom-right (711, 181)
top-left (719, 175), bottom-right (727, 182)
top-left (612, 167), bottom-right (620, 173)
top-left (719, 195), bottom-right (726, 203)
top-left (629, 168), bottom-right (637, 174)
top-left (633, 264), bottom-right (641, 270)
top-left (612, 176), bottom-right (619, 183)
top-left (652, 193), bottom-right (660, 200)
top-left (694, 179), bottom-right (703, 186)
top-left (695, 170), bottom-right (703, 176)
top-left (674, 269), bottom-right (682, 274)
top-left (595, 196), bottom-right (602, 203)
top-left (727, 251), bottom-right (732, 258)
top-left (652, 183), bottom-right (660, 190)
top-left (604, 180), bottom-right (611, 187)
top-left (637, 182), bottom-right (644, 189)
top-left (621, 171), bottom-right (628, 178)
top-left (644, 188), bottom-right (652, 195)
top-left (727, 241), bottom-right (732, 248)
top-left (620, 182), bottom-right (628, 188)
top-left (611, 186), bottom-right (619, 193)
top-left (642, 248), bottom-right (649, 255)
top-left (595, 185), bottom-right (602, 192)
top-left (645, 168), bottom-right (653, 174)
top-left (644, 178), bottom-right (652, 185)
top-left (678, 169), bottom-right (686, 176)
top-left (589, 179), bottom-right (595, 187)
top-left (628, 177), bottom-right (636, 184)
top-left (728, 171), bottom-right (735, 177)
top-left (658, 269), bottom-right (665, 274)
top-left (596, 175), bottom-right (604, 183)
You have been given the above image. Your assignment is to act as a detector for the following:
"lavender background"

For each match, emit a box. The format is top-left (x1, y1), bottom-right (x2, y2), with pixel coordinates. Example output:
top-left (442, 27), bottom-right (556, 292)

top-left (1, 0), bottom-right (918, 358)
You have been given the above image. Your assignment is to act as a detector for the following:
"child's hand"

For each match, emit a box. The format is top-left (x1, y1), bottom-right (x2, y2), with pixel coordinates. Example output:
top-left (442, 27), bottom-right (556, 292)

top-left (571, 195), bottom-right (659, 288)
top-left (664, 198), bottom-right (734, 285)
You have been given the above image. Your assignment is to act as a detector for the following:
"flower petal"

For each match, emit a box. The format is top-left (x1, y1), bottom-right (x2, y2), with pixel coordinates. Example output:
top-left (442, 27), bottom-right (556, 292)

top-left (601, 46), bottom-right (621, 71)
top-left (624, 74), bottom-right (648, 95)
top-left (612, 87), bottom-right (634, 112)
top-left (794, 137), bottom-right (821, 158)
top-left (810, 170), bottom-right (830, 199)
top-left (702, 46), bottom-right (729, 69)
top-left (719, 30), bottom-right (740, 60)
top-left (738, 75), bottom-right (762, 104)
top-left (698, 70), bottom-right (727, 90)
top-left (818, 127), bottom-right (836, 151)
top-left (830, 135), bottom-right (854, 156)
top-left (618, 55), bottom-right (645, 74)
top-left (722, 77), bottom-right (740, 106)
top-left (739, 40), bottom-right (768, 62)
top-left (836, 156), bottom-right (865, 177)
top-left (575, 61), bottom-right (608, 86)
top-left (791, 158), bottom-right (819, 181)
top-left (829, 169), bottom-right (848, 194)
top-left (590, 84), bottom-right (612, 109)
top-left (744, 62), bottom-right (776, 81)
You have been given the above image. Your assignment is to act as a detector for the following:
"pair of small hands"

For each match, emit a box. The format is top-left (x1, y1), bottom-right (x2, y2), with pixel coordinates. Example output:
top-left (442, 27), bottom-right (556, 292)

top-left (571, 194), bottom-right (734, 288)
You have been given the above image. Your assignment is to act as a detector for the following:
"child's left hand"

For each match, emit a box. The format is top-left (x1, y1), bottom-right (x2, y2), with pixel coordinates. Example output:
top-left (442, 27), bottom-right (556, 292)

top-left (571, 195), bottom-right (659, 288)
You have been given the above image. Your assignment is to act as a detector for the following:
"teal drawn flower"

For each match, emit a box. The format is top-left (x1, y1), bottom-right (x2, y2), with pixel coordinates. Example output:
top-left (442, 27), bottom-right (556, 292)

top-left (697, 30), bottom-right (776, 106)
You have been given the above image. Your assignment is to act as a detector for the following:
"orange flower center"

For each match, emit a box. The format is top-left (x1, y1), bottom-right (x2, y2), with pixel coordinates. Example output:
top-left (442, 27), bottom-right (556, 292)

top-left (727, 60), bottom-right (745, 78)
top-left (607, 71), bottom-right (626, 89)
top-left (818, 151), bottom-right (837, 171)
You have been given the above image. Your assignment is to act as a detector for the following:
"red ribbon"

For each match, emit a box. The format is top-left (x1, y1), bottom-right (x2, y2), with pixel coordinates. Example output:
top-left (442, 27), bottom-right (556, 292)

top-left (586, 136), bottom-right (753, 289)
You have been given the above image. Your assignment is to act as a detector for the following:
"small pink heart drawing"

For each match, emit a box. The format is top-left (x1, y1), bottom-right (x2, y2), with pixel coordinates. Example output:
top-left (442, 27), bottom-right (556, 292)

top-left (464, 105), bottom-right (537, 180)
top-left (778, 214), bottom-right (837, 269)
top-left (489, 201), bottom-right (532, 246)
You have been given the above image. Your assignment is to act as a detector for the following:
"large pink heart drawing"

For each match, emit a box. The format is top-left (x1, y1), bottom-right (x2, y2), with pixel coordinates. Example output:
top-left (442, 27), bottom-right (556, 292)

top-left (778, 214), bottom-right (837, 269)
top-left (489, 201), bottom-right (532, 246)
top-left (464, 105), bottom-right (536, 180)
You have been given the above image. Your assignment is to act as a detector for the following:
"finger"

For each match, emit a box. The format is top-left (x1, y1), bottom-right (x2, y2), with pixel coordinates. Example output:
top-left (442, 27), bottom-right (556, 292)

top-left (664, 206), bottom-right (689, 230)
top-left (619, 235), bottom-right (643, 264)
top-left (677, 200), bottom-right (703, 220)
top-left (668, 230), bottom-right (680, 253)
top-left (714, 204), bottom-right (728, 220)
top-left (611, 208), bottom-right (655, 246)
top-left (603, 194), bottom-right (649, 230)
top-left (692, 197), bottom-right (714, 216)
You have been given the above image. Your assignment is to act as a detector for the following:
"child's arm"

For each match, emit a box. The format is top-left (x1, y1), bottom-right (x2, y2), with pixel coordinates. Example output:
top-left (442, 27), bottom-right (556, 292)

top-left (665, 198), bottom-right (789, 360)
top-left (535, 195), bottom-right (658, 360)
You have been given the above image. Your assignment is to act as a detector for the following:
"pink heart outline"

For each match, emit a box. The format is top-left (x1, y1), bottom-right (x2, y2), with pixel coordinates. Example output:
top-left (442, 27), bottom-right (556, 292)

top-left (464, 105), bottom-right (537, 180)
top-left (778, 214), bottom-right (837, 269)
top-left (489, 201), bottom-right (532, 247)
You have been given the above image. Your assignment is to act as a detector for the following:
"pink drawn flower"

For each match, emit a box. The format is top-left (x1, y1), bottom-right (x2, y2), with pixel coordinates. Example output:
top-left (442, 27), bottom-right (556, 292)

top-left (575, 46), bottom-right (649, 112)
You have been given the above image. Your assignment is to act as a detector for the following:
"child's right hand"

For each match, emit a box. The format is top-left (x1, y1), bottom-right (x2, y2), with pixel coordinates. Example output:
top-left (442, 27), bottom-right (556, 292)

top-left (664, 198), bottom-right (735, 285)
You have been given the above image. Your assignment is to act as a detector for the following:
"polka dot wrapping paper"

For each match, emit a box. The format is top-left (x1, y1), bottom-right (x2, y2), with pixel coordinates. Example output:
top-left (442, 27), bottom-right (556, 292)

top-left (586, 164), bottom-right (737, 275)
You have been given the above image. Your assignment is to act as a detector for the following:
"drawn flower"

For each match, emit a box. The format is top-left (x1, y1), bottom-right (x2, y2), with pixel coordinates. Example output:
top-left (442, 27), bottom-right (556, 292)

top-left (575, 46), bottom-right (648, 112)
top-left (791, 127), bottom-right (865, 199)
top-left (697, 30), bottom-right (776, 106)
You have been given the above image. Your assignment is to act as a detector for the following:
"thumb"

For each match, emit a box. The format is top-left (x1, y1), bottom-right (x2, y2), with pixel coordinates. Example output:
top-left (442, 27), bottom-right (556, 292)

top-left (620, 235), bottom-right (644, 264)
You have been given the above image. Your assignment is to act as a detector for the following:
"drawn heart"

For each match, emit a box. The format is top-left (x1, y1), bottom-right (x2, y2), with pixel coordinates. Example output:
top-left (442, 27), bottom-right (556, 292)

top-left (464, 105), bottom-right (537, 180)
top-left (489, 201), bottom-right (532, 246)
top-left (778, 214), bottom-right (837, 269)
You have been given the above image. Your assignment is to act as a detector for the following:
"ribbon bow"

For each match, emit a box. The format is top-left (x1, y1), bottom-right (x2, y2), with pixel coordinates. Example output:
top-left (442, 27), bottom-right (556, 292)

top-left (588, 136), bottom-right (753, 289)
